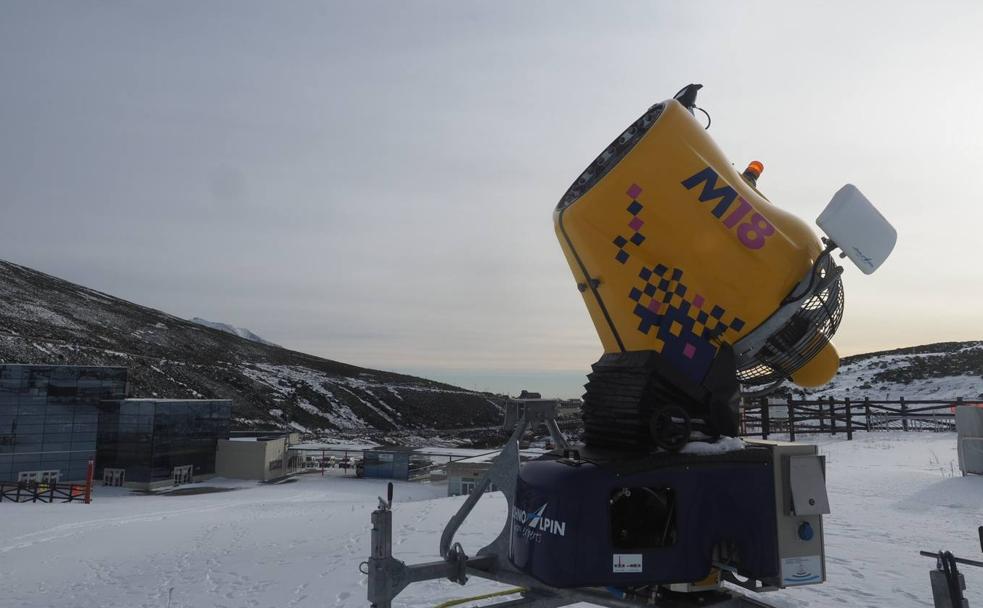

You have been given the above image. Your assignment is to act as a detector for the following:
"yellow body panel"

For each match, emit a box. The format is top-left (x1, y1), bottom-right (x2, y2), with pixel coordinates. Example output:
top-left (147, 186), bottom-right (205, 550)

top-left (555, 99), bottom-right (829, 384)
top-left (791, 342), bottom-right (840, 387)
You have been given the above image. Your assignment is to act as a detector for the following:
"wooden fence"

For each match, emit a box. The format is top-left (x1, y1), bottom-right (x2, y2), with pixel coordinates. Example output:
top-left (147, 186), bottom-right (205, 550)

top-left (739, 397), bottom-right (976, 441)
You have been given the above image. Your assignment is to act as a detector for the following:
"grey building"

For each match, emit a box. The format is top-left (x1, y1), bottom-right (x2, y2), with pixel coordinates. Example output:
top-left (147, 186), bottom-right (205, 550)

top-left (96, 398), bottom-right (232, 489)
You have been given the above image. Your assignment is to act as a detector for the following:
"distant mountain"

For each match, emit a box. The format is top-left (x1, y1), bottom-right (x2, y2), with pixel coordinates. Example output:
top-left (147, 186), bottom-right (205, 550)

top-left (787, 341), bottom-right (983, 400)
top-left (0, 260), bottom-right (503, 432)
top-left (190, 317), bottom-right (279, 347)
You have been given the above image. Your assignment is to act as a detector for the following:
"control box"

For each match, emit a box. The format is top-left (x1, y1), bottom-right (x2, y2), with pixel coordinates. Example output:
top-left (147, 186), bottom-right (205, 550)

top-left (748, 440), bottom-right (829, 588)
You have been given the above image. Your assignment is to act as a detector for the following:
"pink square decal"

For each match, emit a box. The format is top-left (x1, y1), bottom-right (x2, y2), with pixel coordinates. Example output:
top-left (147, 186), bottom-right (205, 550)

top-left (683, 343), bottom-right (696, 359)
top-left (647, 300), bottom-right (662, 313)
top-left (693, 294), bottom-right (704, 309)
top-left (626, 183), bottom-right (642, 199)
top-left (628, 217), bottom-right (644, 231)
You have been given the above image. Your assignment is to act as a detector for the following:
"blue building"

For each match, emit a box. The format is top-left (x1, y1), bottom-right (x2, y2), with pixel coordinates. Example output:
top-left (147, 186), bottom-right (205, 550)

top-left (361, 447), bottom-right (414, 480)
top-left (0, 365), bottom-right (127, 483)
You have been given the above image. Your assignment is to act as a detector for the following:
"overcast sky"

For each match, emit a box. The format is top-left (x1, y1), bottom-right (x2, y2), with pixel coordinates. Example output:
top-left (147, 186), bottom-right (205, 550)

top-left (2, 2), bottom-right (981, 398)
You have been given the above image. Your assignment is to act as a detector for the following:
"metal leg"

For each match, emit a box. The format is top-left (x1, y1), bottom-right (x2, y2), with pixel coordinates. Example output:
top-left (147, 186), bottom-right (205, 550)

top-left (367, 502), bottom-right (395, 608)
top-left (545, 418), bottom-right (569, 450)
top-left (370, 415), bottom-right (535, 606)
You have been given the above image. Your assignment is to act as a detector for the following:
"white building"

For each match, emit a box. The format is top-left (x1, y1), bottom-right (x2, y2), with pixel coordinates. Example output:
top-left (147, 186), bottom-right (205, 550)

top-left (446, 449), bottom-right (545, 496)
top-left (214, 433), bottom-right (300, 482)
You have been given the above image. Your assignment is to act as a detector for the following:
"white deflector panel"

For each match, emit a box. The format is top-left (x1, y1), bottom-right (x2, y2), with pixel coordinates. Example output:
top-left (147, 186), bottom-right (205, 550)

top-left (816, 184), bottom-right (896, 275)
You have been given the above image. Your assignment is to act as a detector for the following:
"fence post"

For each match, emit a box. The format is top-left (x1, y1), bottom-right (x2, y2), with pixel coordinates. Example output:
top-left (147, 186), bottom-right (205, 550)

top-left (84, 459), bottom-right (94, 504)
top-left (761, 397), bottom-right (770, 440)
top-left (864, 397), bottom-right (871, 431)
top-left (845, 397), bottom-right (853, 440)
top-left (819, 400), bottom-right (826, 432)
top-left (953, 397), bottom-right (964, 433)
top-left (829, 397), bottom-right (837, 436)
top-left (788, 397), bottom-right (796, 442)
top-left (901, 396), bottom-right (908, 432)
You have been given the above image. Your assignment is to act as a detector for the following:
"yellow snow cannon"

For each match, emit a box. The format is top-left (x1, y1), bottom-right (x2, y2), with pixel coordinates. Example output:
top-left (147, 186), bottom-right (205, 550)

top-left (363, 84), bottom-right (886, 608)
top-left (555, 84), bottom-right (896, 450)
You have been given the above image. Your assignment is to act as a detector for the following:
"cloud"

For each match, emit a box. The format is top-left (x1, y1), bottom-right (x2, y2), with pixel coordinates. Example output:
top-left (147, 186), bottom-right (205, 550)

top-left (1, 1), bottom-right (981, 398)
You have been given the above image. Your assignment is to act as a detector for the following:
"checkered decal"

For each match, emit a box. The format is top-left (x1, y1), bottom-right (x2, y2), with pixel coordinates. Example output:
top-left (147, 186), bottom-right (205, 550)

top-left (613, 183), bottom-right (646, 264)
top-left (628, 264), bottom-right (746, 382)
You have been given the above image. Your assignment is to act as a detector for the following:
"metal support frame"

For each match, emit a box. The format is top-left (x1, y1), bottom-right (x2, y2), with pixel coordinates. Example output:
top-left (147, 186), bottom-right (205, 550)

top-left (441, 400), bottom-right (567, 562)
top-left (920, 543), bottom-right (982, 608)
top-left (364, 402), bottom-right (778, 608)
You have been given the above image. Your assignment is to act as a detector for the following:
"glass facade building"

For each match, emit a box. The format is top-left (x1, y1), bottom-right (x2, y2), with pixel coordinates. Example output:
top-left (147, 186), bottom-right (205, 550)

top-left (96, 399), bottom-right (232, 486)
top-left (0, 365), bottom-right (232, 487)
top-left (362, 448), bottom-right (413, 480)
top-left (0, 365), bottom-right (128, 482)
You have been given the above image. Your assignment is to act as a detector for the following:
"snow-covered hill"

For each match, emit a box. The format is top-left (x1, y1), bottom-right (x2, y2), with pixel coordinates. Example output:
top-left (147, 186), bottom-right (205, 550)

top-left (790, 341), bottom-right (983, 401)
top-left (190, 317), bottom-right (279, 347)
top-left (0, 260), bottom-right (503, 432)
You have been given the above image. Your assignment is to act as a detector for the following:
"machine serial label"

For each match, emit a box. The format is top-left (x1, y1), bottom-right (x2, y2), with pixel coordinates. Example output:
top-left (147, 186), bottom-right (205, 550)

top-left (781, 555), bottom-right (822, 585)
top-left (612, 554), bottom-right (643, 573)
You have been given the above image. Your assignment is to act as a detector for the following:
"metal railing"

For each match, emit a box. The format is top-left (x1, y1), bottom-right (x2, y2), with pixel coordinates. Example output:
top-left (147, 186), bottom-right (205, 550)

top-left (0, 480), bottom-right (91, 503)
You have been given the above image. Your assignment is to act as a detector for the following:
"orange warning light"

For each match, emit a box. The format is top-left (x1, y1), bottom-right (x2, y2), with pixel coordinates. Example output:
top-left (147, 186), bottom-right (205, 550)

top-left (744, 160), bottom-right (764, 178)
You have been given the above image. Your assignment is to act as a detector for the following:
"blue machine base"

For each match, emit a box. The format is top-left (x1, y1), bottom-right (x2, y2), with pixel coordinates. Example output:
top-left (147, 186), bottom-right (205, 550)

top-left (509, 447), bottom-right (779, 588)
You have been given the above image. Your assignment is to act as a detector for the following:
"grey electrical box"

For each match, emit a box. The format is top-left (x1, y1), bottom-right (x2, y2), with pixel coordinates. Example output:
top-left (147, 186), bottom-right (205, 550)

top-left (746, 440), bottom-right (828, 589)
top-left (956, 406), bottom-right (983, 475)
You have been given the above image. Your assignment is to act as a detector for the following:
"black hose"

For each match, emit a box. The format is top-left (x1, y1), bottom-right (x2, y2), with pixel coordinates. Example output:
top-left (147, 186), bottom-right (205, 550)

top-left (694, 106), bottom-right (712, 130)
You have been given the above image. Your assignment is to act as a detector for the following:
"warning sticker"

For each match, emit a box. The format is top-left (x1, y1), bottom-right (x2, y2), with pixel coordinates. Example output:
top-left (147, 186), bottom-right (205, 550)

top-left (781, 555), bottom-right (822, 585)
top-left (612, 554), bottom-right (643, 573)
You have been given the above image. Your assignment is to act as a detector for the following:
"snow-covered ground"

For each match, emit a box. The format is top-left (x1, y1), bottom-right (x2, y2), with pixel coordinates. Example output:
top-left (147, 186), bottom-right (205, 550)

top-left (0, 433), bottom-right (980, 608)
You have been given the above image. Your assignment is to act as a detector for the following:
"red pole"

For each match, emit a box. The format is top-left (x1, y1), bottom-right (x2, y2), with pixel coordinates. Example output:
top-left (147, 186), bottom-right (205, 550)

top-left (84, 459), bottom-right (94, 504)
